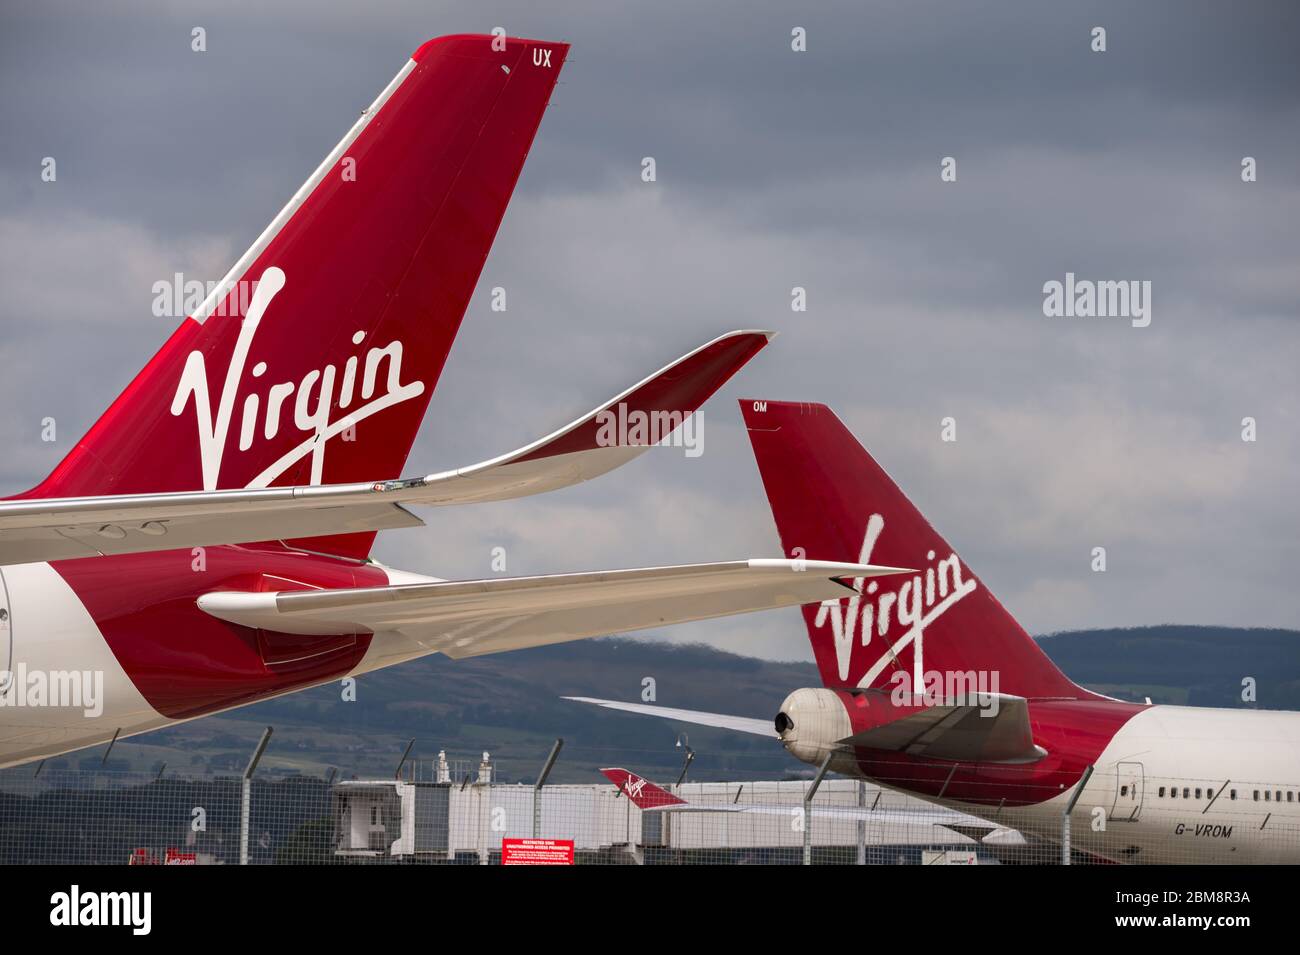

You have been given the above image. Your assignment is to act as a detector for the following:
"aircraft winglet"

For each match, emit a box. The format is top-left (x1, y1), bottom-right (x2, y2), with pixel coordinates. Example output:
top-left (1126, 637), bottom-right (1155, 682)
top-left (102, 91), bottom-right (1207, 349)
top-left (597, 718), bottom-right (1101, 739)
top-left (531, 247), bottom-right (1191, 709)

top-left (0, 331), bottom-right (771, 565)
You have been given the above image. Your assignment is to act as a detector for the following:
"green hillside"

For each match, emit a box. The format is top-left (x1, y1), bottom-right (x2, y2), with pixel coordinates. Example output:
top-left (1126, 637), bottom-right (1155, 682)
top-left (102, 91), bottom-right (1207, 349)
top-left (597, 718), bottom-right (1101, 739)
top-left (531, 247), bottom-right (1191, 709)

top-left (19, 626), bottom-right (1298, 786)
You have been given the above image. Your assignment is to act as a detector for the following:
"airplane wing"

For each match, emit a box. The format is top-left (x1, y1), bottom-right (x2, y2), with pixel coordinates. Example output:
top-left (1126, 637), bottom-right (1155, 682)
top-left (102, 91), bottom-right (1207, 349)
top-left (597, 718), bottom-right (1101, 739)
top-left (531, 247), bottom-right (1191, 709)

top-left (197, 559), bottom-right (910, 658)
top-left (0, 330), bottom-right (768, 566)
top-left (644, 803), bottom-right (1019, 838)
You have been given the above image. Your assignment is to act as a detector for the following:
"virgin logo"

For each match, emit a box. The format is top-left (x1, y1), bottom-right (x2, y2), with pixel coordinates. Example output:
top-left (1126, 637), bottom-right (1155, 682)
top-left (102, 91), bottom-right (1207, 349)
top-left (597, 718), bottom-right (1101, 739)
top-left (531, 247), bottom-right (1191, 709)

top-left (813, 514), bottom-right (977, 691)
top-left (623, 775), bottom-right (646, 799)
top-left (169, 267), bottom-right (426, 490)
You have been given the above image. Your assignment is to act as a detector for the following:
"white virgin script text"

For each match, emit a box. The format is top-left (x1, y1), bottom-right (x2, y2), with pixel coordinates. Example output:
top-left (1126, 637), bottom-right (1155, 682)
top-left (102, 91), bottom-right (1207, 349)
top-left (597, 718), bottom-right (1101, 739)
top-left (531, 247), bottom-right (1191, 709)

top-left (170, 267), bottom-right (426, 489)
top-left (812, 514), bottom-right (977, 691)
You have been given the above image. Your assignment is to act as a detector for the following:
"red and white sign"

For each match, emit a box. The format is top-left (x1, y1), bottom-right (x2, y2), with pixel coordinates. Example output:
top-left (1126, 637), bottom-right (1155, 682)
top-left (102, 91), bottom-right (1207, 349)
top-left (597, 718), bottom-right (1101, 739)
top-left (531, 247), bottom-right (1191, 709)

top-left (501, 838), bottom-right (574, 865)
top-left (128, 847), bottom-right (198, 865)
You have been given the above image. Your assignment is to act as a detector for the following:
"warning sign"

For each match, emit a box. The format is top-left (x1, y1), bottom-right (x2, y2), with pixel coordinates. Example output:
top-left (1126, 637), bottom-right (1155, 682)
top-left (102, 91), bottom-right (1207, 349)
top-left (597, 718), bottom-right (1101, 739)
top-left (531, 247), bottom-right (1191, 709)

top-left (501, 838), bottom-right (575, 865)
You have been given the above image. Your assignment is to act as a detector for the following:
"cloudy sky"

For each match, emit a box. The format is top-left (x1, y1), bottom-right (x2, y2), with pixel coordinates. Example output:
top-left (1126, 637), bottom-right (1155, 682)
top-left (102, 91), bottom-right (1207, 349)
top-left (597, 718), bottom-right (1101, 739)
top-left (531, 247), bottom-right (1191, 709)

top-left (1, 1), bottom-right (1296, 662)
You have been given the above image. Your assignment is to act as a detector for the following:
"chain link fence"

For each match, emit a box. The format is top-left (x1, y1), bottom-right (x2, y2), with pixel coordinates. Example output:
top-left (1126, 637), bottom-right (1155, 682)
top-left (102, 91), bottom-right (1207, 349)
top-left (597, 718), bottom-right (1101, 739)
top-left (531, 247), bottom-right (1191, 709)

top-left (1, 743), bottom-right (1296, 865)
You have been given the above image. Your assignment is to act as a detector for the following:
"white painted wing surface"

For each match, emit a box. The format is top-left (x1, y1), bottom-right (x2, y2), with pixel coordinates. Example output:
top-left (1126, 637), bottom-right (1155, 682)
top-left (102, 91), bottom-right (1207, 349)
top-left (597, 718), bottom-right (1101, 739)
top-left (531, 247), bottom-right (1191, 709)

top-left (198, 559), bottom-right (910, 659)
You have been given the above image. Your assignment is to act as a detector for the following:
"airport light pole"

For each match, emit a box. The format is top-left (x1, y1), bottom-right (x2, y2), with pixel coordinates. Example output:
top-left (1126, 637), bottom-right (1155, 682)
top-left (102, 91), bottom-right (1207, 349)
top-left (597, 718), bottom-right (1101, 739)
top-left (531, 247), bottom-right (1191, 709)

top-left (675, 746), bottom-right (695, 786)
top-left (673, 732), bottom-right (694, 786)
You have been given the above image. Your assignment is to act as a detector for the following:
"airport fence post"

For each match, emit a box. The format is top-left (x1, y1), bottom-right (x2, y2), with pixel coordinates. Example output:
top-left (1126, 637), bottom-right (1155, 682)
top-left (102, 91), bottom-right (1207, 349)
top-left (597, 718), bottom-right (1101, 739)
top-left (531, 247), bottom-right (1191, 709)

top-left (803, 752), bottom-right (833, 866)
top-left (856, 780), bottom-right (867, 865)
top-left (394, 738), bottom-right (415, 779)
top-left (240, 726), bottom-right (273, 866)
top-left (533, 738), bottom-right (564, 839)
top-left (1061, 764), bottom-right (1094, 865)
top-left (101, 727), bottom-right (121, 766)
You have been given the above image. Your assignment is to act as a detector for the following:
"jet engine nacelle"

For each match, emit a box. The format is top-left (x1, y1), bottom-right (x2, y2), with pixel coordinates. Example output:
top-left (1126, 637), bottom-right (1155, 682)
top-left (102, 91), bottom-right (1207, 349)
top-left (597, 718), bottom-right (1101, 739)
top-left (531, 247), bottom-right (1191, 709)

top-left (774, 687), bottom-right (858, 774)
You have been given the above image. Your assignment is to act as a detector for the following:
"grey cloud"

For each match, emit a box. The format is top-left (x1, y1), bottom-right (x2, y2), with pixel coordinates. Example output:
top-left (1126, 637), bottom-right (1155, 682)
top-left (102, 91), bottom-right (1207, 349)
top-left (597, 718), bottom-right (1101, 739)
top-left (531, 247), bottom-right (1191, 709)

top-left (0, 1), bottom-right (1296, 666)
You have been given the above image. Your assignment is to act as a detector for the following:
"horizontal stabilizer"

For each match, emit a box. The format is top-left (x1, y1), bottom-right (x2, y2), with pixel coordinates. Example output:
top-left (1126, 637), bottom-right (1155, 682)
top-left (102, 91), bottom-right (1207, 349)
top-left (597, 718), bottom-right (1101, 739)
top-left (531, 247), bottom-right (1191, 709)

top-left (566, 699), bottom-right (778, 738)
top-left (838, 693), bottom-right (1046, 764)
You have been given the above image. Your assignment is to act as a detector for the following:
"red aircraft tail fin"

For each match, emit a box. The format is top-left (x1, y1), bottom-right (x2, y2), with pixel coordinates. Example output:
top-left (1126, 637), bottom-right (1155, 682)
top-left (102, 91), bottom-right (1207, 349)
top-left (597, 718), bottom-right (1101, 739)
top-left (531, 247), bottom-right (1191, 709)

top-left (26, 35), bottom-right (567, 559)
top-left (741, 399), bottom-right (1092, 701)
top-left (600, 768), bottom-right (688, 809)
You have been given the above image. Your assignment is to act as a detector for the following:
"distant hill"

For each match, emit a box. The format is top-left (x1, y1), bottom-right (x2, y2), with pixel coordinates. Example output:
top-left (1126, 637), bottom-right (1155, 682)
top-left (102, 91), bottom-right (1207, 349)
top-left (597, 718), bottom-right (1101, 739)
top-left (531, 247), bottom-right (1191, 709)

top-left (25, 625), bottom-right (1298, 786)
top-left (1035, 625), bottom-right (1300, 709)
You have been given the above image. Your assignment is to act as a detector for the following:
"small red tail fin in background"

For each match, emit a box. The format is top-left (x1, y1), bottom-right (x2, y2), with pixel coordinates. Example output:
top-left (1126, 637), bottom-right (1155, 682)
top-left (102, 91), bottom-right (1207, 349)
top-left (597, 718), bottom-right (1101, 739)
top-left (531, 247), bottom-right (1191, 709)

top-left (601, 768), bottom-right (687, 809)
top-left (24, 35), bottom-right (568, 558)
top-left (741, 400), bottom-right (1093, 701)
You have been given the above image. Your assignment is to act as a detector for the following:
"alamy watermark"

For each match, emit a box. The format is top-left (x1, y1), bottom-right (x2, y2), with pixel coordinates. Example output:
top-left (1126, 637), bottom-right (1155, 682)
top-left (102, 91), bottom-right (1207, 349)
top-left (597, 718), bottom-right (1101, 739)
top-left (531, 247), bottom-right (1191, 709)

top-left (152, 273), bottom-right (260, 319)
top-left (1042, 272), bottom-right (1151, 328)
top-left (50, 885), bottom-right (150, 935)
top-left (594, 402), bottom-right (704, 457)
top-left (888, 668), bottom-right (1002, 717)
top-left (0, 665), bottom-right (104, 718)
